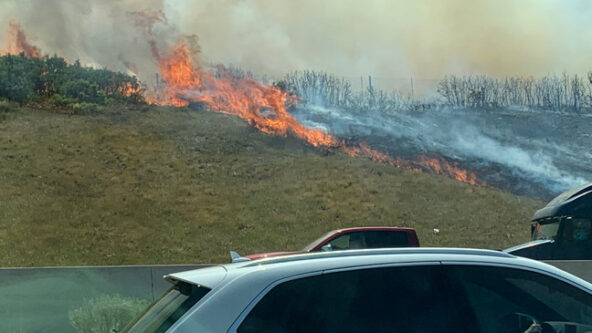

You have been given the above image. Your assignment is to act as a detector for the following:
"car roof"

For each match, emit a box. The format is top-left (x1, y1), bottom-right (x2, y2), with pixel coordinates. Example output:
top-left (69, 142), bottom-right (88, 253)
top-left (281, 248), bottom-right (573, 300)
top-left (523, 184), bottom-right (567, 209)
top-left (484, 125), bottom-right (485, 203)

top-left (165, 247), bottom-right (592, 291)
top-left (532, 182), bottom-right (592, 221)
top-left (333, 226), bottom-right (416, 232)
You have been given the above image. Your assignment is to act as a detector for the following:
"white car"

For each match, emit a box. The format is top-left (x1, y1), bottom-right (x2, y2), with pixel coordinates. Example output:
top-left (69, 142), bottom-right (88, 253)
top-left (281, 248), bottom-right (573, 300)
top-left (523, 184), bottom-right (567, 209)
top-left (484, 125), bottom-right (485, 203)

top-left (124, 248), bottom-right (592, 333)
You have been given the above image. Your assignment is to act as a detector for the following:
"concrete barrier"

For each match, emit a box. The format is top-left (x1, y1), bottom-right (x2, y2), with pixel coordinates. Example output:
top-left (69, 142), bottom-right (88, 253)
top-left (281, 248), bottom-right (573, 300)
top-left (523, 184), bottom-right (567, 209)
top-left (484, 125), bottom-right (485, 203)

top-left (0, 264), bottom-right (209, 333)
top-left (1, 261), bottom-right (591, 332)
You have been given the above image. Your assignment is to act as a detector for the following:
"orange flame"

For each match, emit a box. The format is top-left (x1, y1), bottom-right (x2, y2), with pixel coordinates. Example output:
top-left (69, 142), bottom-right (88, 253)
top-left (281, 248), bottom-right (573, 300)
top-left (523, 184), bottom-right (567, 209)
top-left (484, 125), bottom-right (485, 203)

top-left (0, 19), bottom-right (485, 187)
top-left (0, 22), bottom-right (42, 58)
top-left (395, 155), bottom-right (481, 185)
top-left (151, 42), bottom-right (338, 146)
top-left (344, 143), bottom-right (395, 165)
top-left (149, 41), bottom-right (483, 186)
top-left (119, 82), bottom-right (142, 97)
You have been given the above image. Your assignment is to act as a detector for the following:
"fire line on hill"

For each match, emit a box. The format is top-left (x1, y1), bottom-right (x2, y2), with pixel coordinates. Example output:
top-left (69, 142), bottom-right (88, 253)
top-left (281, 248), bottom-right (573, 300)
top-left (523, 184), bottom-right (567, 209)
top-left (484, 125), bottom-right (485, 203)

top-left (0, 21), bottom-right (482, 186)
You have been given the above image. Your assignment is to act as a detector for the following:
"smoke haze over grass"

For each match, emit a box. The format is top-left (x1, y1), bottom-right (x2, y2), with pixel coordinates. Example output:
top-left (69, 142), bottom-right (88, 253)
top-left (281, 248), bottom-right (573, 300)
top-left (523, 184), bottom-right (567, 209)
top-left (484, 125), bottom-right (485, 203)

top-left (3, 0), bottom-right (592, 86)
top-left (293, 102), bottom-right (591, 197)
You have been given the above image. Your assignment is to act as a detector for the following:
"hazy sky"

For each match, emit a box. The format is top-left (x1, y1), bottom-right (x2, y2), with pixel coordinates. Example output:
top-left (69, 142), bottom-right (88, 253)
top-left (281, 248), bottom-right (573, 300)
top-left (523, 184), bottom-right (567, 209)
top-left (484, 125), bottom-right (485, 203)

top-left (1, 0), bottom-right (591, 84)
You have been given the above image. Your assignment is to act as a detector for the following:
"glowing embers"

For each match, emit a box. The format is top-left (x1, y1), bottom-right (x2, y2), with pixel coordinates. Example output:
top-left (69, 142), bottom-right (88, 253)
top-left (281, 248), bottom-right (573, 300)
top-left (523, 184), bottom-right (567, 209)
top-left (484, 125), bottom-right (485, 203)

top-left (119, 82), bottom-right (142, 97)
top-left (395, 155), bottom-right (480, 185)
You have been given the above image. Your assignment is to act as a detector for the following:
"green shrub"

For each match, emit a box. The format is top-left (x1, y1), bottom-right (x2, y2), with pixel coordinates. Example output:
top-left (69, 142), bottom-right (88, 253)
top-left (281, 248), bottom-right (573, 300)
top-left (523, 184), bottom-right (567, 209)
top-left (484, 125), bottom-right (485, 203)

top-left (0, 98), bottom-right (18, 112)
top-left (68, 294), bottom-right (149, 333)
top-left (49, 94), bottom-right (76, 108)
top-left (72, 102), bottom-right (104, 115)
top-left (0, 54), bottom-right (144, 106)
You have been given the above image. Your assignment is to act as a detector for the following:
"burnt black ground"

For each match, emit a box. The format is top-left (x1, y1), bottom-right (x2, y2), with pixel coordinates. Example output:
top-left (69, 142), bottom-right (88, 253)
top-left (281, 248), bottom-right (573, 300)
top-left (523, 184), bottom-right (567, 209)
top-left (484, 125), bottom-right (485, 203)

top-left (293, 106), bottom-right (592, 199)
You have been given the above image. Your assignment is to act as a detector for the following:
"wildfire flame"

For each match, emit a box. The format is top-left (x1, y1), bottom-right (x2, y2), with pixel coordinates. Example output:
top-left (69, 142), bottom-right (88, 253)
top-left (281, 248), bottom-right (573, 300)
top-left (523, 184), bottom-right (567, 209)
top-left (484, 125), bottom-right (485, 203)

top-left (0, 21), bottom-right (483, 186)
top-left (150, 42), bottom-right (339, 147)
top-left (120, 82), bottom-right (142, 97)
top-left (0, 22), bottom-right (42, 58)
top-left (396, 155), bottom-right (480, 185)
top-left (147, 40), bottom-right (482, 185)
top-left (343, 143), bottom-right (395, 165)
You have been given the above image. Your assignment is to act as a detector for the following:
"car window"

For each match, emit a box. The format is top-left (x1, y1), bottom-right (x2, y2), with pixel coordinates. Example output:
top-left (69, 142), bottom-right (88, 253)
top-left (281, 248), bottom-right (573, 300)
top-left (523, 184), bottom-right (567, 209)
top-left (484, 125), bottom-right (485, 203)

top-left (324, 231), bottom-right (411, 251)
top-left (363, 230), bottom-right (410, 248)
top-left (123, 281), bottom-right (210, 333)
top-left (301, 231), bottom-right (337, 251)
top-left (237, 265), bottom-right (468, 333)
top-left (326, 234), bottom-right (350, 250)
top-left (323, 231), bottom-right (365, 250)
top-left (561, 218), bottom-right (592, 242)
top-left (533, 220), bottom-right (560, 241)
top-left (446, 265), bottom-right (592, 333)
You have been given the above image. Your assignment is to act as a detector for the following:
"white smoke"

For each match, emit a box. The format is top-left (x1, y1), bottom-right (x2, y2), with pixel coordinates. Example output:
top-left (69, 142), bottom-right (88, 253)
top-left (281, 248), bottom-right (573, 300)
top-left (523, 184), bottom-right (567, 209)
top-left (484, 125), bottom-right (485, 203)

top-left (449, 125), bottom-right (589, 192)
top-left (293, 103), bottom-right (591, 194)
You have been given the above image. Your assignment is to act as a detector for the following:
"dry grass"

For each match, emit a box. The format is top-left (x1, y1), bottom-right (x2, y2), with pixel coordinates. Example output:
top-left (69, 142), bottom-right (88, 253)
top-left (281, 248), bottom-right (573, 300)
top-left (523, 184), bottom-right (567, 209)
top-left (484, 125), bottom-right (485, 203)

top-left (0, 105), bottom-right (542, 266)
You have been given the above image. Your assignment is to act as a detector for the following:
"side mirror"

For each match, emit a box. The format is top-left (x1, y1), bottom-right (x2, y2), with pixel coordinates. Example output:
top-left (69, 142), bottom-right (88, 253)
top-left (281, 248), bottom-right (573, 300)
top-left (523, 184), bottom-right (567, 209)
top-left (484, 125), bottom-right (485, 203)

top-left (321, 244), bottom-right (332, 252)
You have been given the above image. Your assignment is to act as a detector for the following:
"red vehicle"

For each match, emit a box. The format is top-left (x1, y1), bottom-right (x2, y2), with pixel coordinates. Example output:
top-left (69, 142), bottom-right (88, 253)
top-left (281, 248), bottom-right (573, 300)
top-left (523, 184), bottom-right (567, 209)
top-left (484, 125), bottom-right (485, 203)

top-left (245, 227), bottom-right (420, 260)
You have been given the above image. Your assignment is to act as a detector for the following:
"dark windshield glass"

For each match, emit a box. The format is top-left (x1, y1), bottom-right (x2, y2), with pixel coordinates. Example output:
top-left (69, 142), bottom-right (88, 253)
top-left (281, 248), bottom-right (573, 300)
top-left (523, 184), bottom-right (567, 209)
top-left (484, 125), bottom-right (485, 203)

top-left (447, 265), bottom-right (592, 332)
top-left (238, 265), bottom-right (465, 332)
top-left (533, 220), bottom-right (560, 241)
top-left (363, 231), bottom-right (409, 248)
top-left (123, 281), bottom-right (210, 333)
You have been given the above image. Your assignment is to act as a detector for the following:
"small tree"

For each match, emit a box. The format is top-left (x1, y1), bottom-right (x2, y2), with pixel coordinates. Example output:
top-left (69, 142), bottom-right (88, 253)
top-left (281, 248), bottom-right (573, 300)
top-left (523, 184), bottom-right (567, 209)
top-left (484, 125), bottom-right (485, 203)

top-left (69, 294), bottom-right (149, 333)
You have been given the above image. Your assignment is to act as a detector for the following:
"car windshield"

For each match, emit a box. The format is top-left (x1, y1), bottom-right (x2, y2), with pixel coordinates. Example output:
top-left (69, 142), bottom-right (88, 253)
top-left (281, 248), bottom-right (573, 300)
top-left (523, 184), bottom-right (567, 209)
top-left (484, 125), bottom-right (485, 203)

top-left (302, 230), bottom-right (337, 251)
top-left (448, 265), bottom-right (592, 330)
top-left (533, 219), bottom-right (561, 241)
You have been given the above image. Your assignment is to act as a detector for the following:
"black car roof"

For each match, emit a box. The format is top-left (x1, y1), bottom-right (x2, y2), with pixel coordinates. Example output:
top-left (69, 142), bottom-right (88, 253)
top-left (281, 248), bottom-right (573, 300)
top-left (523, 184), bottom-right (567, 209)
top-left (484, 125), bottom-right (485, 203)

top-left (532, 183), bottom-right (592, 221)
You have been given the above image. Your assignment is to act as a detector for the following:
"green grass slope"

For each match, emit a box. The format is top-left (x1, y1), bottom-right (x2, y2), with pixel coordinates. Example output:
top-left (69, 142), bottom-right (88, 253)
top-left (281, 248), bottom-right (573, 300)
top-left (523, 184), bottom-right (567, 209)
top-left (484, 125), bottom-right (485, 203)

top-left (0, 105), bottom-right (542, 266)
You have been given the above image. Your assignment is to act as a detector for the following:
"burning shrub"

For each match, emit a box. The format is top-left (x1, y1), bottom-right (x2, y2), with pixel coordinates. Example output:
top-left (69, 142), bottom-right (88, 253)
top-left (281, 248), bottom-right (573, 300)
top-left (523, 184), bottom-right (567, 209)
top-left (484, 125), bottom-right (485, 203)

top-left (68, 294), bottom-right (149, 333)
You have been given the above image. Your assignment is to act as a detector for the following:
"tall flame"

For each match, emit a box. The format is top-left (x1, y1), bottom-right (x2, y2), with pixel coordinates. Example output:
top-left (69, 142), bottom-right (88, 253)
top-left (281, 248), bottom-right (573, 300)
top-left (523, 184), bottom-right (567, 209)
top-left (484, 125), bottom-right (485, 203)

top-left (0, 22), bottom-right (42, 58)
top-left (150, 41), bottom-right (482, 186)
top-left (151, 42), bottom-right (338, 147)
top-left (120, 82), bottom-right (142, 97)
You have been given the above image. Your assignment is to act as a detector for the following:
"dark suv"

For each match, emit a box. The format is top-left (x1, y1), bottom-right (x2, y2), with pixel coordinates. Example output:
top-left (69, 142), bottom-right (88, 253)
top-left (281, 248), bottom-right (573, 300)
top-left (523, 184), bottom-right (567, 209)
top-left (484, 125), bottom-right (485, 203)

top-left (506, 182), bottom-right (592, 260)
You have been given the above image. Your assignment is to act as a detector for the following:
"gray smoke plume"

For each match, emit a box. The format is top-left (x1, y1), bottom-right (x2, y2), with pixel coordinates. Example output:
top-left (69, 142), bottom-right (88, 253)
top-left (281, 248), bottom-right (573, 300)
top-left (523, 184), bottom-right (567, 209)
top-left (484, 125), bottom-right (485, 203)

top-left (4, 0), bottom-right (592, 85)
top-left (292, 102), bottom-right (591, 196)
top-left (0, 0), bottom-right (164, 82)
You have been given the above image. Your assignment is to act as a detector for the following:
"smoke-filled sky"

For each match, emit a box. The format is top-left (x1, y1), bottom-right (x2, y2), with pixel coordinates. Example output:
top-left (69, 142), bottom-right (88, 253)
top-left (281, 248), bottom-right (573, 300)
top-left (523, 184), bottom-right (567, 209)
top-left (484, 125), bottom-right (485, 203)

top-left (1, 0), bottom-right (592, 82)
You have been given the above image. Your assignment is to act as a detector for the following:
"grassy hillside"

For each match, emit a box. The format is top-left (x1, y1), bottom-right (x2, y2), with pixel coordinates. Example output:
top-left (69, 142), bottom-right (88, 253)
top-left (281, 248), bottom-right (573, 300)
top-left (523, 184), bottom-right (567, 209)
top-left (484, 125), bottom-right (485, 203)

top-left (0, 104), bottom-right (542, 266)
